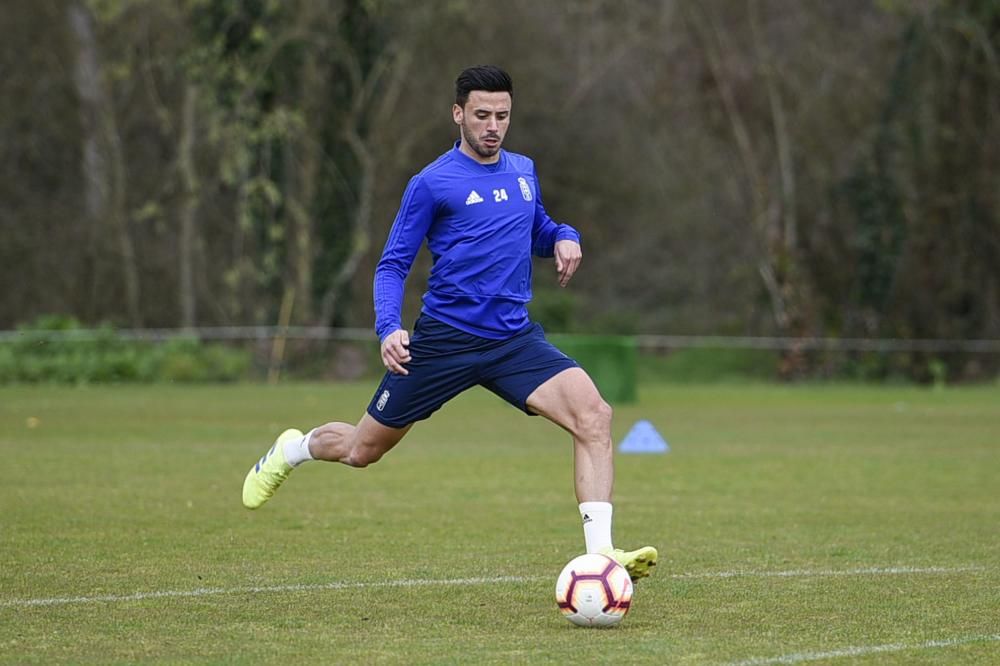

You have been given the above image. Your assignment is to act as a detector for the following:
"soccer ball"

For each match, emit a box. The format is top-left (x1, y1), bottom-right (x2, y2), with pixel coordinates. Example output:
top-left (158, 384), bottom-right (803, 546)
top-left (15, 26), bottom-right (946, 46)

top-left (555, 553), bottom-right (633, 627)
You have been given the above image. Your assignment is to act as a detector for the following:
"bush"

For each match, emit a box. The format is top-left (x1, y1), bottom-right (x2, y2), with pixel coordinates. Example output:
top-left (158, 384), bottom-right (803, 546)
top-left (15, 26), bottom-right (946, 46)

top-left (147, 339), bottom-right (250, 383)
top-left (0, 316), bottom-right (251, 384)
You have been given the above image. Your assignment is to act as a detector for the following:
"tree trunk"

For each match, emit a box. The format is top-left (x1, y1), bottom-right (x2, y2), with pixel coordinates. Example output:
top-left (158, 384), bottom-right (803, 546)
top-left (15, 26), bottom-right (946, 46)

top-left (749, 0), bottom-right (797, 255)
top-left (284, 7), bottom-right (325, 325)
top-left (317, 46), bottom-right (411, 327)
top-left (689, 4), bottom-right (792, 333)
top-left (178, 82), bottom-right (199, 329)
top-left (67, 2), bottom-right (141, 326)
top-left (318, 129), bottom-right (374, 327)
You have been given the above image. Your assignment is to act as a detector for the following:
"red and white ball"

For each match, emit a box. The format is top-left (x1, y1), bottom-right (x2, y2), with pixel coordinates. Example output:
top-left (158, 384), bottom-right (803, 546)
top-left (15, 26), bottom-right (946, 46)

top-left (555, 553), bottom-right (633, 627)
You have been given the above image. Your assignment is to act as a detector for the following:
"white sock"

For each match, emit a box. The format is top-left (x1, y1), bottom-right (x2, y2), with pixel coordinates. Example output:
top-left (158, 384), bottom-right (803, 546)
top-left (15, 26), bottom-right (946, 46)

top-left (283, 429), bottom-right (315, 467)
top-left (579, 501), bottom-right (613, 553)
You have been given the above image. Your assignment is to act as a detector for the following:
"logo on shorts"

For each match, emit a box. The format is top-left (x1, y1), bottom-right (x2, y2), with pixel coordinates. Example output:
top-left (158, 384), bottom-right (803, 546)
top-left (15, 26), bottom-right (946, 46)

top-left (517, 177), bottom-right (532, 201)
top-left (376, 390), bottom-right (390, 411)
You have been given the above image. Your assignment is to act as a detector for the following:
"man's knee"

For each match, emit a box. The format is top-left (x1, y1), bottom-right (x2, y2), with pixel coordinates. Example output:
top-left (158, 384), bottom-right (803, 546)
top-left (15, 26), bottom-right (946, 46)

top-left (343, 417), bottom-right (410, 467)
top-left (577, 397), bottom-right (613, 444)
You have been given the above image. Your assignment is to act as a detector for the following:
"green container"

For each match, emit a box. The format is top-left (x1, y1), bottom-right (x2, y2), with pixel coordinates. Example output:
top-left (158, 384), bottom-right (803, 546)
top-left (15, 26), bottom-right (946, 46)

top-left (548, 334), bottom-right (638, 404)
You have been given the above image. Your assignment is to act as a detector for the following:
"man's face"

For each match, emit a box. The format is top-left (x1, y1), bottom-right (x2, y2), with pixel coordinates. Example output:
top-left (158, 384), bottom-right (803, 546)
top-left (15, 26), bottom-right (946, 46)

top-left (453, 90), bottom-right (512, 163)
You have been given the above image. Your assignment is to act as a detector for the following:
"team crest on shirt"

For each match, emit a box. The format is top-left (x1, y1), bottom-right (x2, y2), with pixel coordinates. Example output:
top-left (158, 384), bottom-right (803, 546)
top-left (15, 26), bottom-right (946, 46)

top-left (517, 177), bottom-right (533, 201)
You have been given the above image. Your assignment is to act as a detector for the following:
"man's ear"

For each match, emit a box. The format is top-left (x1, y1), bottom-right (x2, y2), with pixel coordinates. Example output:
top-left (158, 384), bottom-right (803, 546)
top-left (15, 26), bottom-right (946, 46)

top-left (452, 103), bottom-right (463, 126)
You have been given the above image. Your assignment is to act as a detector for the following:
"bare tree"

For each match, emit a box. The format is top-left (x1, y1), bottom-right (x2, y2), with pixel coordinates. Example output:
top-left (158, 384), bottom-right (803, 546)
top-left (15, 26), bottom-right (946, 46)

top-left (317, 32), bottom-right (414, 327)
top-left (67, 1), bottom-right (141, 326)
top-left (177, 81), bottom-right (199, 329)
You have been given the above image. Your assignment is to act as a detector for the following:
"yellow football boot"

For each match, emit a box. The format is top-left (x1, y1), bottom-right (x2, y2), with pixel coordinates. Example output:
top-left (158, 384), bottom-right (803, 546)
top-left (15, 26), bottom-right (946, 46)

top-left (241, 428), bottom-right (303, 509)
top-left (602, 545), bottom-right (658, 581)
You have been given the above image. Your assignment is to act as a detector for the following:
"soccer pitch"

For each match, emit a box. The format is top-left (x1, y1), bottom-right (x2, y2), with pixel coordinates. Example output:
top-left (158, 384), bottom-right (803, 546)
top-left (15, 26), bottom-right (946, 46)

top-left (1, 382), bottom-right (998, 664)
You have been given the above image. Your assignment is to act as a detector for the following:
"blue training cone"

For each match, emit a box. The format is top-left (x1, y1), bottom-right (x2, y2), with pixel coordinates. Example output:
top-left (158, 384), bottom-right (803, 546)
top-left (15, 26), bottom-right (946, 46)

top-left (618, 419), bottom-right (669, 454)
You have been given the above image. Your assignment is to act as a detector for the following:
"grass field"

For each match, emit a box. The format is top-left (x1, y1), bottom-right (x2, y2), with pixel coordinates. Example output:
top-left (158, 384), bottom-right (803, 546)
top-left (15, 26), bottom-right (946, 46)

top-left (1, 382), bottom-right (998, 664)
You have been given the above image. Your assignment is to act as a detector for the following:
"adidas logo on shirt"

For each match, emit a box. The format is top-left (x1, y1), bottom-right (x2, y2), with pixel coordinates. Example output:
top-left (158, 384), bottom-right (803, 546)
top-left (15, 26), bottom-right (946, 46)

top-left (465, 190), bottom-right (484, 205)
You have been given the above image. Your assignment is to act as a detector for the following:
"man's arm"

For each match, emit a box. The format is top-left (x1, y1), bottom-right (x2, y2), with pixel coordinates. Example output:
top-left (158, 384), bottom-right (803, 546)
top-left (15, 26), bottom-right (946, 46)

top-left (529, 168), bottom-right (582, 287)
top-left (373, 175), bottom-right (434, 372)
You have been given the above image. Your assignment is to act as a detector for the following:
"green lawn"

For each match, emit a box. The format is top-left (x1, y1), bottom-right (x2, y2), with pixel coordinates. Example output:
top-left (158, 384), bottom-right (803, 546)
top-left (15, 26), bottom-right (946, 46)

top-left (1, 382), bottom-right (998, 664)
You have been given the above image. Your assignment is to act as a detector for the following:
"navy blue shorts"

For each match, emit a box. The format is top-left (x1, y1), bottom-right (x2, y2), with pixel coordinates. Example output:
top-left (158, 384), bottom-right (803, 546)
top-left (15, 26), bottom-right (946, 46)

top-left (366, 315), bottom-right (579, 428)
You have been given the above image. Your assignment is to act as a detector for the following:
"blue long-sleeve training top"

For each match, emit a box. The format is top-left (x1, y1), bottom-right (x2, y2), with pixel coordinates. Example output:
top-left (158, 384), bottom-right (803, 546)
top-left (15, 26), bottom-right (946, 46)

top-left (373, 141), bottom-right (581, 341)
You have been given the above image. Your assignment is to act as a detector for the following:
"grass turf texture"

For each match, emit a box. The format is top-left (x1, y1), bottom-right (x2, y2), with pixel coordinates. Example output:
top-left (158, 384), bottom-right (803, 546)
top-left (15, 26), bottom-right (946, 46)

top-left (1, 382), bottom-right (998, 664)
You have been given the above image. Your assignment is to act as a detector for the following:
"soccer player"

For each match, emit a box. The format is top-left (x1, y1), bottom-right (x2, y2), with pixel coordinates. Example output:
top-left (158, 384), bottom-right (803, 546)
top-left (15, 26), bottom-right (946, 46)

top-left (242, 65), bottom-right (657, 581)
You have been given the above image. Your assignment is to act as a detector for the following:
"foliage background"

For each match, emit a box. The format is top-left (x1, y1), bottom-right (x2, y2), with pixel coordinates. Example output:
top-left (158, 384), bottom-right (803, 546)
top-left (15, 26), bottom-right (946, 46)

top-left (1, 0), bottom-right (998, 380)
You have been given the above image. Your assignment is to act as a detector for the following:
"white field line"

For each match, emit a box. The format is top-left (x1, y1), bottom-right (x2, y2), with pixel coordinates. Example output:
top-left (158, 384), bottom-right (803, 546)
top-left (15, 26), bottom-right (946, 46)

top-left (0, 575), bottom-right (543, 608)
top-left (0, 564), bottom-right (986, 609)
top-left (671, 565), bottom-right (985, 580)
top-left (728, 634), bottom-right (1000, 665)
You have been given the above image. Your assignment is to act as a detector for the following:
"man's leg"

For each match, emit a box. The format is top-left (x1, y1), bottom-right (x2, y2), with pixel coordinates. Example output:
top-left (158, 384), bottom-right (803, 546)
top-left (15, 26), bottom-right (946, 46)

top-left (307, 413), bottom-right (411, 467)
top-left (526, 367), bottom-right (657, 580)
top-left (525, 367), bottom-right (613, 504)
top-left (242, 414), bottom-right (409, 509)
top-left (242, 315), bottom-right (482, 509)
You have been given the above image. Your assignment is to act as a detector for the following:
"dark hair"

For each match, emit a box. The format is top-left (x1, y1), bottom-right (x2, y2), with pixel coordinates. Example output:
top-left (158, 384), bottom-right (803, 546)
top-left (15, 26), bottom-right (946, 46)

top-left (455, 65), bottom-right (513, 107)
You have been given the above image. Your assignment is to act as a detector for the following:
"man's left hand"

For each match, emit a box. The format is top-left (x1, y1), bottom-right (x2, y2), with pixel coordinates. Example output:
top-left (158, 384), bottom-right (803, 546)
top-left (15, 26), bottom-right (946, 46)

top-left (554, 239), bottom-right (582, 287)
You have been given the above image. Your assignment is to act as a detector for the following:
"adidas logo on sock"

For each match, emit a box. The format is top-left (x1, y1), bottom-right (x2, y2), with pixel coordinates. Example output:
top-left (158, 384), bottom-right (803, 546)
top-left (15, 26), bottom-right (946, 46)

top-left (582, 513), bottom-right (592, 524)
top-left (465, 190), bottom-right (484, 205)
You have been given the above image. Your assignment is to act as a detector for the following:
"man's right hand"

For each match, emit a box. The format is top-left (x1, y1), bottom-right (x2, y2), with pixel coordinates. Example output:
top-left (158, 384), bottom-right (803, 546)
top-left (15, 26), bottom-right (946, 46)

top-left (380, 329), bottom-right (411, 375)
